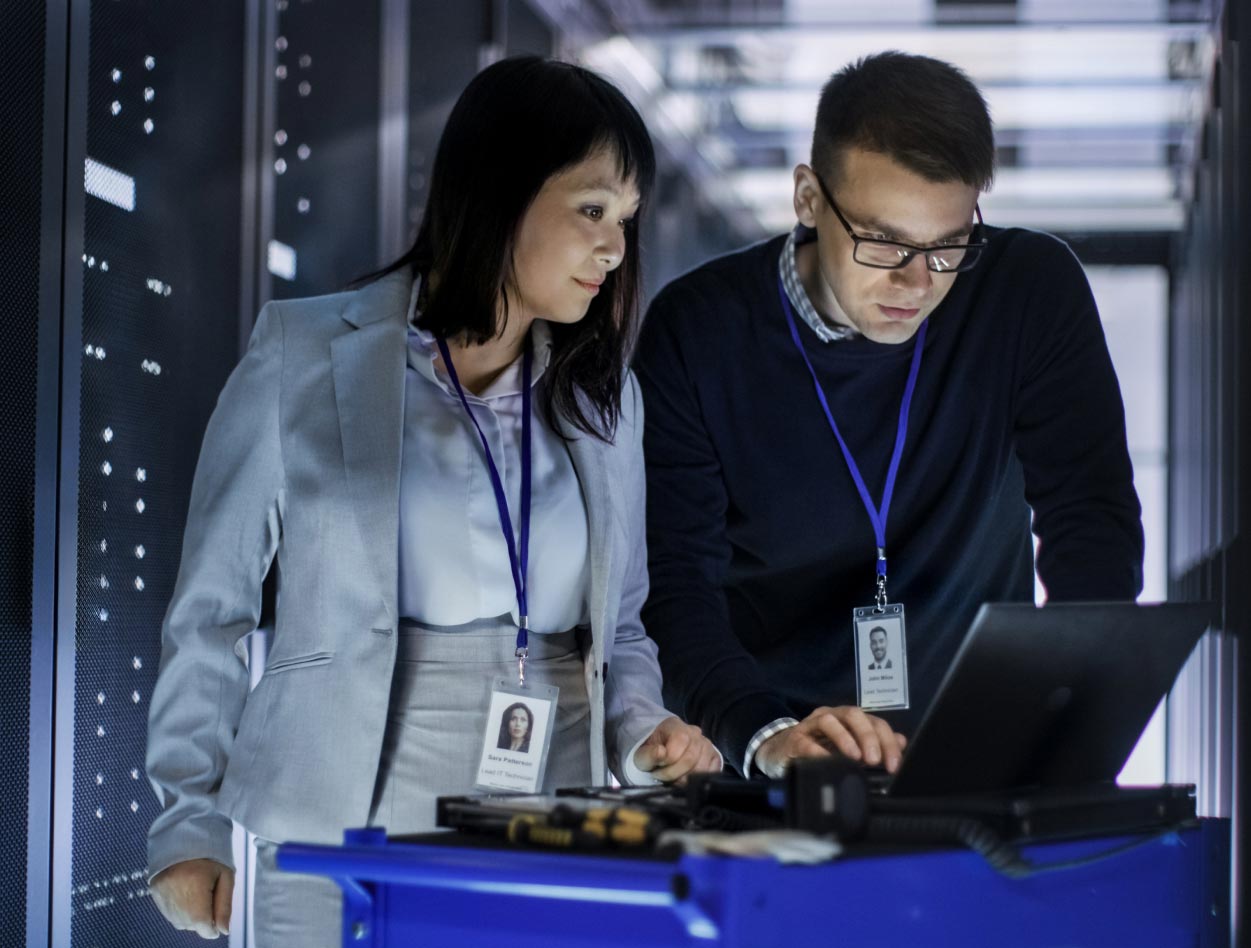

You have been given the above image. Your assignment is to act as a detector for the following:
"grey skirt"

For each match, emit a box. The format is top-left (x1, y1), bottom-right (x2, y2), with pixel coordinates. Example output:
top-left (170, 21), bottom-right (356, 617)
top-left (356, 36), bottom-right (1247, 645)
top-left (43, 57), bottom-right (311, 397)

top-left (253, 619), bottom-right (592, 948)
top-left (369, 619), bottom-right (593, 831)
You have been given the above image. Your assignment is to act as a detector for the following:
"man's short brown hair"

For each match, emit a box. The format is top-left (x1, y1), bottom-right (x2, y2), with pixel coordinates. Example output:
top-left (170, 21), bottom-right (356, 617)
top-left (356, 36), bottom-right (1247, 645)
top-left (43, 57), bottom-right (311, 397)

top-left (812, 51), bottom-right (995, 191)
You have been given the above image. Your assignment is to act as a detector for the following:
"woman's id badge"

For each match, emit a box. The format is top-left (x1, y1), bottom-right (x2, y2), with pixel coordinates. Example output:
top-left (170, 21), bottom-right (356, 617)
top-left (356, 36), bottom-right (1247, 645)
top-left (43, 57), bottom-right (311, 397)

top-left (474, 677), bottom-right (559, 793)
top-left (853, 603), bottom-right (909, 711)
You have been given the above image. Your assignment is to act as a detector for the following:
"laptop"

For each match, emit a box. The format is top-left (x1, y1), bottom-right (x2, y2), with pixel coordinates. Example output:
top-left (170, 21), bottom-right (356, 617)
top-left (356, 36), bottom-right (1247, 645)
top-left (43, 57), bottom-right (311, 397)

top-left (851, 601), bottom-right (1211, 842)
top-left (883, 601), bottom-right (1211, 797)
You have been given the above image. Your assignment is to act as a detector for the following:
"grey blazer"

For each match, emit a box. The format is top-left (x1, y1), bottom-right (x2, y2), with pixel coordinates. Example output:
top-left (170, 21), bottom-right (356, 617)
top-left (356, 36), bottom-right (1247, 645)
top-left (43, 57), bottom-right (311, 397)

top-left (145, 269), bottom-right (670, 877)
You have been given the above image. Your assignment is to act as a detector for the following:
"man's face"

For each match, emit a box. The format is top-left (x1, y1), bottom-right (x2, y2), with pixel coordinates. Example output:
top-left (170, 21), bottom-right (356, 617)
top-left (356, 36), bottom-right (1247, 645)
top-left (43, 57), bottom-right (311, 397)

top-left (870, 629), bottom-right (888, 663)
top-left (793, 147), bottom-right (980, 345)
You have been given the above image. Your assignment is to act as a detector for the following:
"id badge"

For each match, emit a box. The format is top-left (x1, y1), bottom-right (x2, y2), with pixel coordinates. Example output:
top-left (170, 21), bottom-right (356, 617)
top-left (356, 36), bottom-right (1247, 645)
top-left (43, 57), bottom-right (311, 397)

top-left (853, 603), bottom-right (909, 711)
top-left (474, 677), bottom-right (559, 794)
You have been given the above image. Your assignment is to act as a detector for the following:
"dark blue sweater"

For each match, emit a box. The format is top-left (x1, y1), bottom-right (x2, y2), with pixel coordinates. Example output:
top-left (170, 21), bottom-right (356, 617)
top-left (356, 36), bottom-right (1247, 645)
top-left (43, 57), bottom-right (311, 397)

top-left (634, 228), bottom-right (1144, 772)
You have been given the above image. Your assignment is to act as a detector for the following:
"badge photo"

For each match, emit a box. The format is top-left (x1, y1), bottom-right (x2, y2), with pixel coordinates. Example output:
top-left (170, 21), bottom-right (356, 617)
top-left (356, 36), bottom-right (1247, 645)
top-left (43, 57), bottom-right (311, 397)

top-left (474, 678), bottom-right (559, 794)
top-left (853, 604), bottom-right (909, 711)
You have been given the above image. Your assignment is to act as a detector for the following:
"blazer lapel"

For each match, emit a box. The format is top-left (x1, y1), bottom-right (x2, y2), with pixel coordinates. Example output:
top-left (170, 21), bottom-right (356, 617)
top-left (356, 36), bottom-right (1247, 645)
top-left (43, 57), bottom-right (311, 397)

top-left (563, 423), bottom-right (615, 642)
top-left (329, 273), bottom-right (410, 623)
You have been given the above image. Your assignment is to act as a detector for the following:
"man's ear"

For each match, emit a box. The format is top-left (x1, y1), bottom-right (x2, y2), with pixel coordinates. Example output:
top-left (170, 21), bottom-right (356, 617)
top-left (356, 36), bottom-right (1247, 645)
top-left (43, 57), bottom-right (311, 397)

top-left (793, 164), bottom-right (822, 229)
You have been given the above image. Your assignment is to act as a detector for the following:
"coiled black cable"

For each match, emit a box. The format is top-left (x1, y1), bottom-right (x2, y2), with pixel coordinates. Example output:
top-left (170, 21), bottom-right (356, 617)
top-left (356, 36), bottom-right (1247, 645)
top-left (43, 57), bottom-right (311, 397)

top-left (866, 814), bottom-right (1181, 880)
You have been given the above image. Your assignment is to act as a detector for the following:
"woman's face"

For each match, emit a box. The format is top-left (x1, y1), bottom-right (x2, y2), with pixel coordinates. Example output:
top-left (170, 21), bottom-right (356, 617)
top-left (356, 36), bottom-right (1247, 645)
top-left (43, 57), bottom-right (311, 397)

top-left (508, 707), bottom-right (530, 740)
top-left (506, 148), bottom-right (641, 326)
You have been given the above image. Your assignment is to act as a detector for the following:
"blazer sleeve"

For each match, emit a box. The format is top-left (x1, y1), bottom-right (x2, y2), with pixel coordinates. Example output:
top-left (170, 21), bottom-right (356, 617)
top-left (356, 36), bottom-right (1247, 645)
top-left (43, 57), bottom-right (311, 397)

top-left (602, 372), bottom-right (677, 783)
top-left (145, 301), bottom-right (286, 878)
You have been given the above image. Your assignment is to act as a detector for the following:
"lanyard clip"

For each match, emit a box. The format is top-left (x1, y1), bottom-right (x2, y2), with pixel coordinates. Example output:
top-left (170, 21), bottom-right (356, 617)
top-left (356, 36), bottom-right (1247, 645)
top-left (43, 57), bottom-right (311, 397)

top-left (516, 615), bottom-right (529, 686)
top-left (874, 548), bottom-right (888, 611)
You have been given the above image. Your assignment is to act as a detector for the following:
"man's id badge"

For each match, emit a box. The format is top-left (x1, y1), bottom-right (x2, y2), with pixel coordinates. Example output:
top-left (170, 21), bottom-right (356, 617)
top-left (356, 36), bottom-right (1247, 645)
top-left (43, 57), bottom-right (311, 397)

top-left (853, 603), bottom-right (909, 711)
top-left (474, 677), bottom-right (559, 793)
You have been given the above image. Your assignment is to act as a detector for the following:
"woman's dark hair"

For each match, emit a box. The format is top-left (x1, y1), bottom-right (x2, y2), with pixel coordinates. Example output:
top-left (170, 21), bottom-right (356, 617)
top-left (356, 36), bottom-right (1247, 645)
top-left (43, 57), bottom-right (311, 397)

top-left (497, 702), bottom-right (533, 752)
top-left (380, 56), bottom-right (655, 441)
top-left (812, 51), bottom-right (995, 191)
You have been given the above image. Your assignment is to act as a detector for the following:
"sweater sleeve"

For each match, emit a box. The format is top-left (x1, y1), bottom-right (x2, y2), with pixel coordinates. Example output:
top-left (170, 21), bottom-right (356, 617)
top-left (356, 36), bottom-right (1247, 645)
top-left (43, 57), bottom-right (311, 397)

top-left (634, 284), bottom-right (795, 773)
top-left (1013, 236), bottom-right (1144, 600)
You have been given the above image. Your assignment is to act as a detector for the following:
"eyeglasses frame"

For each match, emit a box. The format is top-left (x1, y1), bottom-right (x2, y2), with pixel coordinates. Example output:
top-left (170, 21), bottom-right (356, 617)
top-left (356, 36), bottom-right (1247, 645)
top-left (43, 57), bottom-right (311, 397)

top-left (812, 171), bottom-right (988, 273)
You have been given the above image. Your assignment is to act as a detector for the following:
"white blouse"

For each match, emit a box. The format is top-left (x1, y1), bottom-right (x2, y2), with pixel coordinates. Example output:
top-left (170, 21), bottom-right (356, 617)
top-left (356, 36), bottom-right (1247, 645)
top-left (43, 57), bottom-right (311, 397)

top-left (397, 284), bottom-right (591, 631)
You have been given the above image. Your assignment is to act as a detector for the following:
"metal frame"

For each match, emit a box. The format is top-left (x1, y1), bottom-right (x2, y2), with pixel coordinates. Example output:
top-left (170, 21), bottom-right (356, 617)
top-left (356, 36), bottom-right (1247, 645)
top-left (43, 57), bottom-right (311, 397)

top-left (280, 832), bottom-right (722, 947)
top-left (377, 0), bottom-right (410, 266)
top-left (276, 823), bottom-right (1230, 947)
top-left (1234, 0), bottom-right (1249, 929)
top-left (255, 0), bottom-right (278, 310)
top-left (239, 0), bottom-right (264, 355)
top-left (28, 0), bottom-right (70, 944)
top-left (232, 7), bottom-right (266, 943)
top-left (49, 1), bottom-right (92, 944)
top-left (1225, 2), bottom-right (1246, 936)
top-left (1166, 1), bottom-right (1244, 940)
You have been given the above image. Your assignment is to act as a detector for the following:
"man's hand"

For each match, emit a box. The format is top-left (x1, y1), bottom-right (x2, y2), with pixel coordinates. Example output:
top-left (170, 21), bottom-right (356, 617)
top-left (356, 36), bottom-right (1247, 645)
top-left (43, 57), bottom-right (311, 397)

top-left (755, 706), bottom-right (907, 779)
top-left (633, 716), bottom-right (722, 785)
top-left (149, 858), bottom-right (234, 939)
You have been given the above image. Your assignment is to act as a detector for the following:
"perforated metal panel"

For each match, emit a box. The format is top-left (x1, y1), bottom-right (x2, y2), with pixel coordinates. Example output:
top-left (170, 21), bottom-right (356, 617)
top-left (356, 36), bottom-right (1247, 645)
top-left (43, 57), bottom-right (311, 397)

top-left (265, 0), bottom-right (381, 299)
top-left (0, 3), bottom-right (45, 943)
top-left (401, 1), bottom-right (552, 252)
top-left (69, 3), bottom-right (245, 944)
top-left (405, 0), bottom-right (487, 248)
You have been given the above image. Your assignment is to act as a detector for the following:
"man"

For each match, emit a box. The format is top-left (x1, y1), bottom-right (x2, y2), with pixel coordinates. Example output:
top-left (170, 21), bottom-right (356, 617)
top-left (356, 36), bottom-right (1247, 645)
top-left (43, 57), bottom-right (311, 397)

top-left (635, 51), bottom-right (1143, 779)
top-left (867, 627), bottom-right (891, 671)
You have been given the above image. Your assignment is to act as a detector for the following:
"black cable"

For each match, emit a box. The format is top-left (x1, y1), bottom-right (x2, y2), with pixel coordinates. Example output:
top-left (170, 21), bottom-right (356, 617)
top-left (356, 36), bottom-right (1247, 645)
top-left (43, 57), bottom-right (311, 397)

top-left (694, 805), bottom-right (783, 833)
top-left (866, 814), bottom-right (1183, 880)
top-left (991, 825), bottom-right (1184, 879)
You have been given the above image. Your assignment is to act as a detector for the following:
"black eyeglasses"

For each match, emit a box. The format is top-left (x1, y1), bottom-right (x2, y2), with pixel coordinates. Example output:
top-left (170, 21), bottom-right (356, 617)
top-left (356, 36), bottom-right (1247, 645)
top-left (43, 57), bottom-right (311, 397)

top-left (814, 173), bottom-right (987, 274)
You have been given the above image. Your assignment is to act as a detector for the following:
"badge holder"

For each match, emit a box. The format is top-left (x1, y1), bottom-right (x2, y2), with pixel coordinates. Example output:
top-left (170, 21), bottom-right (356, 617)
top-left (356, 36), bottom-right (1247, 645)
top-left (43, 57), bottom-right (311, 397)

top-left (474, 675), bottom-right (559, 794)
top-left (853, 602), bottom-right (909, 711)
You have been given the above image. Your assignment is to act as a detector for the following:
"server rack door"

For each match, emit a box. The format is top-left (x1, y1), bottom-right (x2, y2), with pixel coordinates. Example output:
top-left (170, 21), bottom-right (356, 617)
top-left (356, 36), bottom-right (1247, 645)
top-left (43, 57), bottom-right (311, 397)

top-left (260, 0), bottom-right (382, 302)
top-left (1, 2), bottom-right (53, 945)
top-left (56, 2), bottom-right (249, 945)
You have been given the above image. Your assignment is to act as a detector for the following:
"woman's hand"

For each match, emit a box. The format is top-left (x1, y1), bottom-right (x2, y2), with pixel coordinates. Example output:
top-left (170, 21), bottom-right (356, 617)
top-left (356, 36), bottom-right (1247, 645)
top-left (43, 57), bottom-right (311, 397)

top-left (149, 858), bottom-right (234, 939)
top-left (633, 716), bottom-right (722, 785)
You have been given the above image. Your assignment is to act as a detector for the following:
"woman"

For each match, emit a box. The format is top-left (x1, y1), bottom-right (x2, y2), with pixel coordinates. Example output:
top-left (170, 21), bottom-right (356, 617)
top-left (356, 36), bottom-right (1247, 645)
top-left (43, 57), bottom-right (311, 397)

top-left (146, 56), bottom-right (721, 945)
top-left (498, 702), bottom-right (533, 753)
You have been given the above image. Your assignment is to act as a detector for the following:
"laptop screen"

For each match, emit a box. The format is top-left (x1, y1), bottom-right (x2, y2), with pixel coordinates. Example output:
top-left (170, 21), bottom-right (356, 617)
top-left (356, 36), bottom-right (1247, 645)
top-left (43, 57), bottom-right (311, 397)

top-left (887, 602), bottom-right (1211, 797)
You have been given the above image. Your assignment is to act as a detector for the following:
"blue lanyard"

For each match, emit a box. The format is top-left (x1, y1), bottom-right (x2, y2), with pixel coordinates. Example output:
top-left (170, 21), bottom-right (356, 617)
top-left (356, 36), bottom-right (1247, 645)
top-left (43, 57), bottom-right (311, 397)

top-left (777, 276), bottom-right (927, 603)
top-left (435, 335), bottom-right (533, 671)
